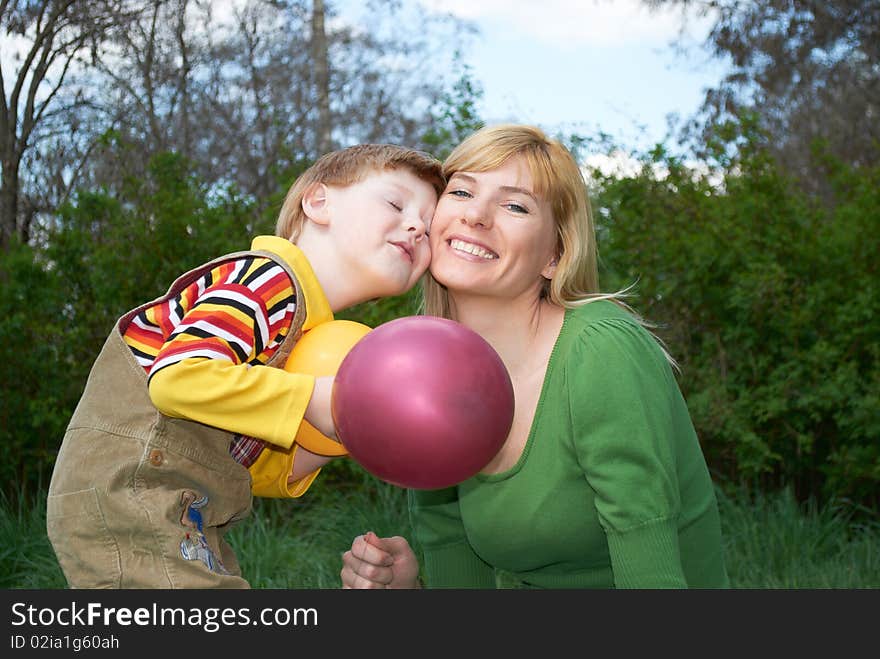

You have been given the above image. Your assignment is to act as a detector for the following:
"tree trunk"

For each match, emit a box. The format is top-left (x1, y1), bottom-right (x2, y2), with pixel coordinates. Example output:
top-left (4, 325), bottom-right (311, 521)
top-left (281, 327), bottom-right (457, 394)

top-left (0, 0), bottom-right (125, 248)
top-left (175, 0), bottom-right (192, 159)
top-left (0, 160), bottom-right (19, 248)
top-left (311, 0), bottom-right (332, 155)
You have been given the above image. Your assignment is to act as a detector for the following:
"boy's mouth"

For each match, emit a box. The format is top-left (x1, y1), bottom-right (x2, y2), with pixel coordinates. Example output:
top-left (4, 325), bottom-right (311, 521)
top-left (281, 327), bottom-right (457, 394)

top-left (391, 241), bottom-right (414, 263)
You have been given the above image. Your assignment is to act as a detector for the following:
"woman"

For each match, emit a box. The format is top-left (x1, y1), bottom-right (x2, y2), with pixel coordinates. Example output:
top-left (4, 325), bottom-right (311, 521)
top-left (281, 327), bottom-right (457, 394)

top-left (340, 124), bottom-right (729, 588)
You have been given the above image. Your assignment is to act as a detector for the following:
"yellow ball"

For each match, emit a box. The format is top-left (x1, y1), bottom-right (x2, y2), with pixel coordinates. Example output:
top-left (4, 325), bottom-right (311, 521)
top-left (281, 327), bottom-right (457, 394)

top-left (285, 320), bottom-right (371, 456)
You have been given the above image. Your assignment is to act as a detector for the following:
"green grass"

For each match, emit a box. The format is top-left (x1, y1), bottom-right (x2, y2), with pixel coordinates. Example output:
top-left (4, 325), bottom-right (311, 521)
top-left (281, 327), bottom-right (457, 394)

top-left (716, 486), bottom-right (879, 588)
top-left (3, 479), bottom-right (878, 589)
top-left (234, 470), bottom-right (416, 588)
top-left (0, 491), bottom-right (67, 589)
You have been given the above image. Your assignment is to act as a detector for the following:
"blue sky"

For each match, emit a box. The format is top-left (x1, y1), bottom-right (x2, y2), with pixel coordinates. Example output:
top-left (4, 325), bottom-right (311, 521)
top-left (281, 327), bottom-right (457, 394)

top-left (418, 0), bottom-right (729, 151)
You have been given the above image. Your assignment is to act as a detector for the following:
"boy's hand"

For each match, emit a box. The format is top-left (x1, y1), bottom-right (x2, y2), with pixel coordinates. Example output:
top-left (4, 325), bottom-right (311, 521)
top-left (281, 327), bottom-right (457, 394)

top-left (340, 532), bottom-right (421, 589)
top-left (304, 375), bottom-right (337, 439)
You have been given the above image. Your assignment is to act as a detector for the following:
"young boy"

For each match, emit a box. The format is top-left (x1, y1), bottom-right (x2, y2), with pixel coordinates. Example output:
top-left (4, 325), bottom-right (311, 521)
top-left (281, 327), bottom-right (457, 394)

top-left (46, 144), bottom-right (443, 589)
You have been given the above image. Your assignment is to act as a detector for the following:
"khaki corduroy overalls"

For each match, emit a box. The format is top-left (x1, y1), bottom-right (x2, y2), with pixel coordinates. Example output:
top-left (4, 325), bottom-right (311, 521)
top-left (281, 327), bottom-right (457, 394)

top-left (46, 249), bottom-right (305, 588)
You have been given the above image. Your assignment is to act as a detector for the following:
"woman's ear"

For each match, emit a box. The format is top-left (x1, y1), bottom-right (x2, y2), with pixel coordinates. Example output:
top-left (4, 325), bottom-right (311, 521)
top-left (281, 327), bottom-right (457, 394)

top-left (541, 255), bottom-right (559, 280)
top-left (301, 183), bottom-right (331, 225)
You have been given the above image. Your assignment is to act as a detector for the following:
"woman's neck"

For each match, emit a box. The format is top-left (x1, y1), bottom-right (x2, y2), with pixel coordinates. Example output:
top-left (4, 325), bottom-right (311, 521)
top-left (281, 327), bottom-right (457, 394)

top-left (449, 292), bottom-right (565, 378)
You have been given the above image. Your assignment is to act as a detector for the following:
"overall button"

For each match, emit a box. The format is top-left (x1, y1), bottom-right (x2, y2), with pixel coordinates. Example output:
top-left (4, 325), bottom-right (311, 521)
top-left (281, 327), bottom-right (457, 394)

top-left (148, 449), bottom-right (164, 467)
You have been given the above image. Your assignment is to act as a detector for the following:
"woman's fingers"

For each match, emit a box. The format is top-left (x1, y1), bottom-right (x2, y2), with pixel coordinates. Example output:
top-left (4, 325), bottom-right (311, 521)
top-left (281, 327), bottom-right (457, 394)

top-left (340, 534), bottom-right (394, 587)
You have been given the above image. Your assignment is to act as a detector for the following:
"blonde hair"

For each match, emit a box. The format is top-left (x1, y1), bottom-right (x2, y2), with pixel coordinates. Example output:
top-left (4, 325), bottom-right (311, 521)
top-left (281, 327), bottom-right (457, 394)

top-left (424, 123), bottom-right (613, 318)
top-left (422, 124), bottom-right (677, 367)
top-left (276, 144), bottom-right (445, 242)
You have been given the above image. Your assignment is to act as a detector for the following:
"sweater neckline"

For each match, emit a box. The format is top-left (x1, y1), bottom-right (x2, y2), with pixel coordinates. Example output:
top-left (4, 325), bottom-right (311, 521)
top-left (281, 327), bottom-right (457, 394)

top-left (473, 307), bottom-right (571, 484)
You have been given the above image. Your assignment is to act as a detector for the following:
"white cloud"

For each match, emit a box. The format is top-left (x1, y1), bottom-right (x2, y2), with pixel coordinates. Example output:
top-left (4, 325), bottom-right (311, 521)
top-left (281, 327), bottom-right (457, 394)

top-left (583, 149), bottom-right (725, 189)
top-left (420, 0), bottom-right (704, 47)
top-left (584, 150), bottom-right (644, 178)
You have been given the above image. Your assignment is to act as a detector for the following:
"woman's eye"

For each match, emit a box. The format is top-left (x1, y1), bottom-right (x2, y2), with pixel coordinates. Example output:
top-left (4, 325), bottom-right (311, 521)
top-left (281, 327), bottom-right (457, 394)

top-left (505, 203), bottom-right (528, 214)
top-left (449, 189), bottom-right (472, 198)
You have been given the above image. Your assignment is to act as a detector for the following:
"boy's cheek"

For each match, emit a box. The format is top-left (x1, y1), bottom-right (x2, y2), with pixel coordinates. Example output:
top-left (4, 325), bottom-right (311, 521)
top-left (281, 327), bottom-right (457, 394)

top-left (416, 245), bottom-right (432, 277)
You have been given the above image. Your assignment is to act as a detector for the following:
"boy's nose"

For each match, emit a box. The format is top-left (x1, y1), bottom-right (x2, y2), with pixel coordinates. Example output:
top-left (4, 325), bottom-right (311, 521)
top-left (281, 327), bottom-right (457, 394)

top-left (405, 213), bottom-right (428, 238)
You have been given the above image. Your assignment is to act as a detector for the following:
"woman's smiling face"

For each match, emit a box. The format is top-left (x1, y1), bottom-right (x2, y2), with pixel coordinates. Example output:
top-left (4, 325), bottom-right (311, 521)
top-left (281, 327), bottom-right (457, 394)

top-left (429, 155), bottom-right (559, 302)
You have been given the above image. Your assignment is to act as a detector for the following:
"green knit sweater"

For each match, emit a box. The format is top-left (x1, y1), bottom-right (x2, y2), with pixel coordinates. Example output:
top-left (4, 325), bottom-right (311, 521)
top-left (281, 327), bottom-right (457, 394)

top-left (409, 300), bottom-right (729, 588)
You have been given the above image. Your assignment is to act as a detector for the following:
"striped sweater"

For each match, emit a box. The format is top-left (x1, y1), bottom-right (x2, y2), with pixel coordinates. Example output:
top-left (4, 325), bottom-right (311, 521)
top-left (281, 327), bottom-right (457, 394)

top-left (124, 256), bottom-right (297, 378)
top-left (122, 239), bottom-right (312, 468)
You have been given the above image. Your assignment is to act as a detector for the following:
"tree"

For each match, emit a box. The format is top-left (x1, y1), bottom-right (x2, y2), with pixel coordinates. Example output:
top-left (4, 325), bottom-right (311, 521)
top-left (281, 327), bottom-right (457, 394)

top-left (311, 0), bottom-right (331, 155)
top-left (3, 1), bottom-right (475, 246)
top-left (79, 0), bottom-right (473, 218)
top-left (648, 0), bottom-right (880, 189)
top-left (0, 0), bottom-right (138, 248)
top-left (77, 0), bottom-right (205, 194)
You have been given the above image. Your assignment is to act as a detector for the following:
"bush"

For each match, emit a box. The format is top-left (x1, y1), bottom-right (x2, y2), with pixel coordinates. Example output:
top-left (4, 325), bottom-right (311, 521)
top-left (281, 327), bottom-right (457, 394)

top-left (591, 132), bottom-right (879, 507)
top-left (0, 151), bottom-right (262, 500)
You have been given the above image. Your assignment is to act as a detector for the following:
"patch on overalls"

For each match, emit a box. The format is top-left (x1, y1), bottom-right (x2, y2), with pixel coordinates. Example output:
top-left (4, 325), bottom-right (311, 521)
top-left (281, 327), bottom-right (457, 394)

top-left (178, 492), bottom-right (230, 575)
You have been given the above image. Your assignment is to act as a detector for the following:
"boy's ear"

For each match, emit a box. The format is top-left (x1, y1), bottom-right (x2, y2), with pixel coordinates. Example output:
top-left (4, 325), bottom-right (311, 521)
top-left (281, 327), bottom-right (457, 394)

top-left (301, 183), bottom-right (331, 226)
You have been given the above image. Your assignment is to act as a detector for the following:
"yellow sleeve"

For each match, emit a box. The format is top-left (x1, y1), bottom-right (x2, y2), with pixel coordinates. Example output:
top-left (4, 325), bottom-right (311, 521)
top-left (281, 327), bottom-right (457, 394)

top-left (249, 443), bottom-right (321, 498)
top-left (149, 357), bottom-right (314, 449)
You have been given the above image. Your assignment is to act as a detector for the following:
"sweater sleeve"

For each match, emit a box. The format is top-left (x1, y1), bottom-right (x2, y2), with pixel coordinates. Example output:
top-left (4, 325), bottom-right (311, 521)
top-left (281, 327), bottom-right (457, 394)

top-left (568, 316), bottom-right (688, 588)
top-left (149, 357), bottom-right (314, 449)
top-left (408, 488), bottom-right (496, 588)
top-left (145, 256), bottom-right (313, 449)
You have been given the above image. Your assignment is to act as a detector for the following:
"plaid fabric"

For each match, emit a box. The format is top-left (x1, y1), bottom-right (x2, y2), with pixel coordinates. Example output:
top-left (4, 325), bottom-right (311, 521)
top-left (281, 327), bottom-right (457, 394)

top-left (229, 434), bottom-right (268, 468)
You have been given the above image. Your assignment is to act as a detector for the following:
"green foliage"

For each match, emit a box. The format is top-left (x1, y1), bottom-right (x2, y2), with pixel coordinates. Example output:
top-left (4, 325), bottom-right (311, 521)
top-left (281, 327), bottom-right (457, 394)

top-left (49, 151), bottom-right (257, 320)
top-left (590, 121), bottom-right (880, 506)
top-left (0, 239), bottom-right (72, 500)
top-left (0, 148), bottom-right (259, 500)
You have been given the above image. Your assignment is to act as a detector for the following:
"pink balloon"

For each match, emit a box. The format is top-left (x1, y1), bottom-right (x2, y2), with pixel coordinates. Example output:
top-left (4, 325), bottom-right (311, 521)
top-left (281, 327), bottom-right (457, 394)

top-left (331, 315), bottom-right (515, 489)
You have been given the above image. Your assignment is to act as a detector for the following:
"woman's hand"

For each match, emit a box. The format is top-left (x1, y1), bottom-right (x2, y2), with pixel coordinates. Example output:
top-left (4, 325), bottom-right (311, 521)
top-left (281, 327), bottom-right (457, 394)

top-left (341, 532), bottom-right (421, 589)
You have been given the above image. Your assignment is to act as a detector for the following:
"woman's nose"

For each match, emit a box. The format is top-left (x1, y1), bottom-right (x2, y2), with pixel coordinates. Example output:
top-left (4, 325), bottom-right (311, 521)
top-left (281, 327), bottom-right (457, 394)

top-left (460, 201), bottom-right (491, 228)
